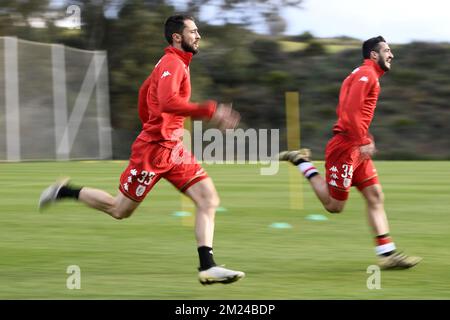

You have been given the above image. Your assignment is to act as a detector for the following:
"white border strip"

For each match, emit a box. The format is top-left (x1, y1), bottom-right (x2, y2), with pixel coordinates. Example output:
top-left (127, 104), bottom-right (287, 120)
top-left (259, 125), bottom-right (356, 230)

top-left (4, 37), bottom-right (20, 161)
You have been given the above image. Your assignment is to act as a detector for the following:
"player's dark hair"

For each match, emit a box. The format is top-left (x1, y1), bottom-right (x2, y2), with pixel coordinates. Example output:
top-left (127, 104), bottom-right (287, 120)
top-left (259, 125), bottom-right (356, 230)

top-left (164, 14), bottom-right (195, 45)
top-left (362, 36), bottom-right (386, 59)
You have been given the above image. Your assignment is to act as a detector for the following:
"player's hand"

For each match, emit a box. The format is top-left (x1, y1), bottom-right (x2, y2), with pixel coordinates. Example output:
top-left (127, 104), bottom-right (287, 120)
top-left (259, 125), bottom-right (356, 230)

top-left (211, 103), bottom-right (240, 131)
top-left (360, 142), bottom-right (376, 159)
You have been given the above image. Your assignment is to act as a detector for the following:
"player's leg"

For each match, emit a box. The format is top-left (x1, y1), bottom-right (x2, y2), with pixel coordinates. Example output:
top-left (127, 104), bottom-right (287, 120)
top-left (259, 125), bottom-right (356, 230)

top-left (356, 163), bottom-right (422, 269)
top-left (184, 177), bottom-right (218, 249)
top-left (79, 187), bottom-right (139, 219)
top-left (308, 175), bottom-right (346, 213)
top-left (185, 178), bottom-right (220, 250)
top-left (356, 164), bottom-right (393, 255)
top-left (39, 178), bottom-right (140, 219)
top-left (184, 177), bottom-right (245, 285)
top-left (359, 183), bottom-right (389, 236)
top-left (39, 138), bottom-right (158, 219)
top-left (167, 148), bottom-right (244, 285)
top-left (279, 149), bottom-right (346, 213)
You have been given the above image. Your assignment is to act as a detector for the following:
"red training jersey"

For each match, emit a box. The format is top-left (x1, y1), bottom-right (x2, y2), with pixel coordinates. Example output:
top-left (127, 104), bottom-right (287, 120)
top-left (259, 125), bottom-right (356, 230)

top-left (137, 46), bottom-right (216, 148)
top-left (332, 59), bottom-right (385, 146)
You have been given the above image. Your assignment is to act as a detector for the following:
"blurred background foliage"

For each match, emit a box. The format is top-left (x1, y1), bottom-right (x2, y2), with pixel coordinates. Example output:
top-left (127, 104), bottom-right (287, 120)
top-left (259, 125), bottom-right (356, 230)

top-left (1, 0), bottom-right (449, 159)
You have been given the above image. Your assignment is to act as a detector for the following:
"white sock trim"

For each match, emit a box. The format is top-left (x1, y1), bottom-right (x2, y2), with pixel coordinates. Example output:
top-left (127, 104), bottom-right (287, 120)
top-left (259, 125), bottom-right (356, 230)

top-left (298, 162), bottom-right (318, 178)
top-left (375, 242), bottom-right (396, 255)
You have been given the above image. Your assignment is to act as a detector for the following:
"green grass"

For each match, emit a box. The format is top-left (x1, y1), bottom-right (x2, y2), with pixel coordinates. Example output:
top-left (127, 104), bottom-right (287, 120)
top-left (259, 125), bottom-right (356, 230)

top-left (0, 161), bottom-right (449, 299)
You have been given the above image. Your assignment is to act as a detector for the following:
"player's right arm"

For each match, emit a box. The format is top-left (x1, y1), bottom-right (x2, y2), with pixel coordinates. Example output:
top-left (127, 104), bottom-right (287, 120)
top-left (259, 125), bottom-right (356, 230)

top-left (210, 103), bottom-right (240, 131)
top-left (359, 141), bottom-right (376, 158)
top-left (155, 59), bottom-right (216, 119)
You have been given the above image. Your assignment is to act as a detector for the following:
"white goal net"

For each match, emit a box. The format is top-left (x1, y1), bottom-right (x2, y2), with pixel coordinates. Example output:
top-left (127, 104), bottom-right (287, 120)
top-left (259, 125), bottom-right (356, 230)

top-left (0, 36), bottom-right (112, 161)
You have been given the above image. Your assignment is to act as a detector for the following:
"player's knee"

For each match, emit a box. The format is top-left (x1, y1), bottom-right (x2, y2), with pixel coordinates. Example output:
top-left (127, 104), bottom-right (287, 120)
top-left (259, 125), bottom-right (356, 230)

top-left (113, 214), bottom-right (128, 220)
top-left (326, 206), bottom-right (344, 214)
top-left (367, 189), bottom-right (384, 207)
top-left (111, 212), bottom-right (129, 220)
top-left (325, 201), bottom-right (345, 214)
top-left (111, 207), bottom-right (134, 220)
top-left (205, 194), bottom-right (220, 210)
top-left (211, 193), bottom-right (220, 209)
top-left (197, 193), bottom-right (220, 211)
top-left (376, 190), bottom-right (385, 204)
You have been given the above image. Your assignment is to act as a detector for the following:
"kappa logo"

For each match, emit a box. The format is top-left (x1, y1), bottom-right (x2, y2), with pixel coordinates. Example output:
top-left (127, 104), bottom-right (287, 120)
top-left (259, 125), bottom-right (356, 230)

top-left (161, 70), bottom-right (171, 78)
top-left (195, 169), bottom-right (205, 176)
top-left (329, 180), bottom-right (338, 187)
top-left (330, 173), bottom-right (339, 180)
top-left (359, 76), bottom-right (369, 82)
top-left (330, 166), bottom-right (338, 173)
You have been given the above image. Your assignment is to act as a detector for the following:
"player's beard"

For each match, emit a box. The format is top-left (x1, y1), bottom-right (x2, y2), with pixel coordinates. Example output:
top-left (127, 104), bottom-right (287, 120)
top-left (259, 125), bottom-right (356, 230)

top-left (181, 36), bottom-right (199, 55)
top-left (377, 56), bottom-right (391, 72)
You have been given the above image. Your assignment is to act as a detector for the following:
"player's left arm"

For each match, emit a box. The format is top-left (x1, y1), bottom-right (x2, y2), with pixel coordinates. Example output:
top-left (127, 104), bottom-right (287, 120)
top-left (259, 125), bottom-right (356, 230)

top-left (156, 60), bottom-right (216, 119)
top-left (344, 72), bottom-right (376, 145)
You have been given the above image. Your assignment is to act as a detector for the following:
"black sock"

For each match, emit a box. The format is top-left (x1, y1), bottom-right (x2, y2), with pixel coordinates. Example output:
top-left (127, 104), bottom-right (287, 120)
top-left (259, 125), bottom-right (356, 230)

top-left (57, 185), bottom-right (82, 200)
top-left (381, 250), bottom-right (396, 257)
top-left (197, 246), bottom-right (216, 271)
top-left (307, 172), bottom-right (319, 180)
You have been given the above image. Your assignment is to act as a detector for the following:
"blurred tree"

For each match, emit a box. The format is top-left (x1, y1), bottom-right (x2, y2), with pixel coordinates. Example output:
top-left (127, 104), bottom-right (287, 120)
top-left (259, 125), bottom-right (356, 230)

top-left (80, 0), bottom-right (110, 50)
top-left (303, 40), bottom-right (326, 56)
top-left (187, 0), bottom-right (302, 35)
top-left (0, 0), bottom-right (50, 26)
top-left (0, 0), bottom-right (53, 40)
top-left (106, 0), bottom-right (173, 131)
top-left (294, 31), bottom-right (314, 42)
top-left (250, 38), bottom-right (282, 61)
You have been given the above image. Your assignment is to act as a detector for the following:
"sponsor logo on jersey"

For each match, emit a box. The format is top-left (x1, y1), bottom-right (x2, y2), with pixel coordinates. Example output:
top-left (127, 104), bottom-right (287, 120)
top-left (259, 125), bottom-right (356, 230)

top-left (195, 168), bottom-right (205, 176)
top-left (136, 185), bottom-right (146, 197)
top-left (161, 70), bottom-right (171, 78)
top-left (329, 180), bottom-right (338, 187)
top-left (359, 76), bottom-right (369, 82)
top-left (343, 178), bottom-right (351, 188)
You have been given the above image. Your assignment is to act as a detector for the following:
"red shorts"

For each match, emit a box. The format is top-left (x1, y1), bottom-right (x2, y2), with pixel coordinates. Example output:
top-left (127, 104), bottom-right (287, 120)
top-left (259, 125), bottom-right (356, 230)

top-left (325, 135), bottom-right (379, 201)
top-left (119, 138), bottom-right (208, 202)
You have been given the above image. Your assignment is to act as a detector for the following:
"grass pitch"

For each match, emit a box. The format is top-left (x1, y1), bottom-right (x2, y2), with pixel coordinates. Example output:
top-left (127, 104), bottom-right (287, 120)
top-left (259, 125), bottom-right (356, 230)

top-left (0, 161), bottom-right (449, 299)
